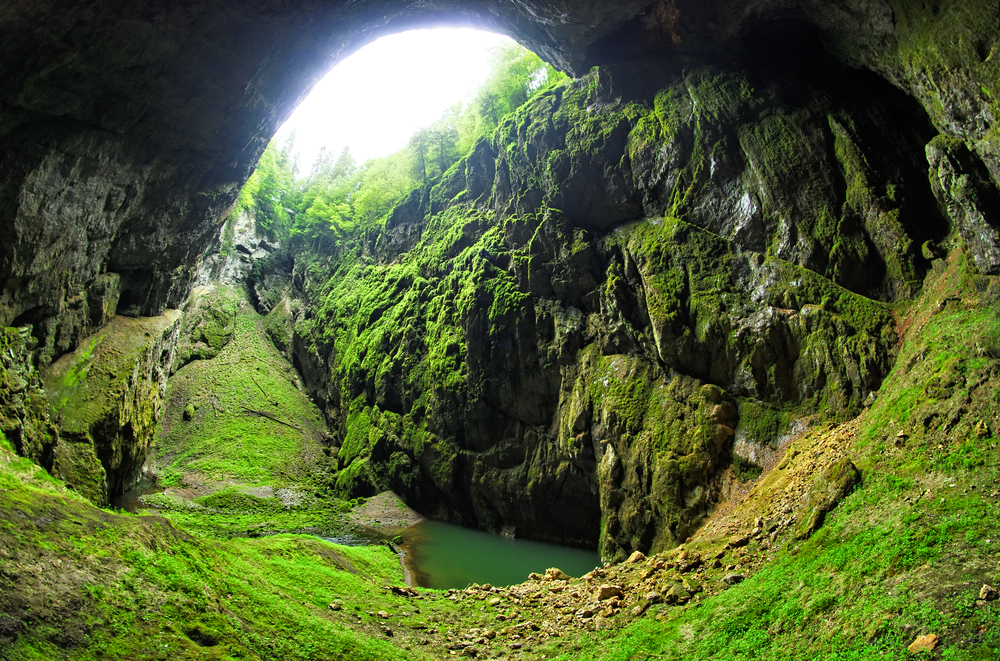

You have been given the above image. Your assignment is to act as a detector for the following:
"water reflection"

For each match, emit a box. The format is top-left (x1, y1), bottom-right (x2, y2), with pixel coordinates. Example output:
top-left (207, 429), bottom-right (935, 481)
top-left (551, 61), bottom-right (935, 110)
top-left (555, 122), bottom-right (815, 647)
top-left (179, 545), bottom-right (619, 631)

top-left (401, 519), bottom-right (600, 589)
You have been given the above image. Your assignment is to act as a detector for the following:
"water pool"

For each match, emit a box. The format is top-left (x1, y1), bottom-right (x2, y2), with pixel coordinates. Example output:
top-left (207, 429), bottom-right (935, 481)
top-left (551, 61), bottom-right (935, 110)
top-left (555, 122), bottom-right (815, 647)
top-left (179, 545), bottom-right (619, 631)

top-left (401, 519), bottom-right (600, 589)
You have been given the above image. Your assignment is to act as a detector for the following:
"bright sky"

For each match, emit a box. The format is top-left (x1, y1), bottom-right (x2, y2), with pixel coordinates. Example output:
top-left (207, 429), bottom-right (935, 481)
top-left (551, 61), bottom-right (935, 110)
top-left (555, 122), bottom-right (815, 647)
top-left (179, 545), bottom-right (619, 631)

top-left (275, 28), bottom-right (514, 174)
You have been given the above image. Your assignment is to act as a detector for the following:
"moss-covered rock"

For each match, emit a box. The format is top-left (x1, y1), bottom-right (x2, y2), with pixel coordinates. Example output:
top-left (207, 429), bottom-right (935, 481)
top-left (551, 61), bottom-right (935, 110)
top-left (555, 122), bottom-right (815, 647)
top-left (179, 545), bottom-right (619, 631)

top-left (41, 311), bottom-right (182, 503)
top-left (171, 285), bottom-right (239, 370)
top-left (267, 60), bottom-right (951, 559)
top-left (152, 284), bottom-right (333, 496)
top-left (792, 457), bottom-right (862, 540)
top-left (0, 326), bottom-right (58, 467)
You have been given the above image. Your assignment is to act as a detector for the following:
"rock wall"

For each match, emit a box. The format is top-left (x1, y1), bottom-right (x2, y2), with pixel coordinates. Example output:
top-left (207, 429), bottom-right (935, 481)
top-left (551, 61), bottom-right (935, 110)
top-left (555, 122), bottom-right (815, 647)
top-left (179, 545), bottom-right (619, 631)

top-left (2, 0), bottom-right (998, 370)
top-left (0, 0), bottom-right (999, 557)
top-left (248, 54), bottom-right (956, 558)
top-left (40, 311), bottom-right (183, 503)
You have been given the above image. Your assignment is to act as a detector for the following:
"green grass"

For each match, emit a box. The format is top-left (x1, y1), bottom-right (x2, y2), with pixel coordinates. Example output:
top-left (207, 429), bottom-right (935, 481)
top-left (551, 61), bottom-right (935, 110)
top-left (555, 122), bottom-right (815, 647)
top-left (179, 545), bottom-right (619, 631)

top-left (544, 249), bottom-right (1000, 661)
top-left (153, 285), bottom-right (331, 491)
top-left (550, 458), bottom-right (1000, 661)
top-left (0, 433), bottom-right (464, 661)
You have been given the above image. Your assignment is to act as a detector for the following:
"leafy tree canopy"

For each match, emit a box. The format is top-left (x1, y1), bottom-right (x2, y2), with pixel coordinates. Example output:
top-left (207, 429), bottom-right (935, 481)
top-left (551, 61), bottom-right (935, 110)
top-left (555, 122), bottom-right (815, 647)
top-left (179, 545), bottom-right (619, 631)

top-left (230, 43), bottom-right (566, 250)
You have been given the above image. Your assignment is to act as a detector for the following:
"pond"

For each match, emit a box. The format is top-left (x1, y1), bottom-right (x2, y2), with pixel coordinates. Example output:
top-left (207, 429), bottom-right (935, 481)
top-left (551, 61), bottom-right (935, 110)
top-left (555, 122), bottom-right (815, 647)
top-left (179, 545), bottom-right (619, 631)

top-left (112, 484), bottom-right (599, 590)
top-left (400, 519), bottom-right (600, 589)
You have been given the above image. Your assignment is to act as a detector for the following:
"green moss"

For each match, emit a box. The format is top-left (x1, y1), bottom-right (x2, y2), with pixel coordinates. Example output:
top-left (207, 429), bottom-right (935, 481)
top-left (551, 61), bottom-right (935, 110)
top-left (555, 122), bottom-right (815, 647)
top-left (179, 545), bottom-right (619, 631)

top-left (559, 247), bottom-right (1000, 661)
top-left (859, 250), bottom-right (1000, 455)
top-left (732, 455), bottom-right (764, 482)
top-left (0, 442), bottom-right (460, 660)
top-left (174, 286), bottom-right (240, 367)
top-left (196, 489), bottom-right (285, 513)
top-left (334, 457), bottom-right (378, 498)
top-left (154, 286), bottom-right (329, 491)
top-left (890, 0), bottom-right (1000, 114)
top-left (737, 400), bottom-right (790, 446)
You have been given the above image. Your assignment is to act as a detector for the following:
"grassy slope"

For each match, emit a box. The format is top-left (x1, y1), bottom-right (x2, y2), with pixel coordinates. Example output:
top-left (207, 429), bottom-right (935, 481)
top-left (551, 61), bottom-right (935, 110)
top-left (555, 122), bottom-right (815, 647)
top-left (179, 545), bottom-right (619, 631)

top-left (154, 285), bottom-right (328, 489)
top-left (0, 432), bottom-right (428, 661)
top-left (546, 249), bottom-right (1000, 660)
top-left (0, 285), bottom-right (497, 661)
top-left (4, 258), bottom-right (997, 661)
top-left (146, 285), bottom-right (351, 538)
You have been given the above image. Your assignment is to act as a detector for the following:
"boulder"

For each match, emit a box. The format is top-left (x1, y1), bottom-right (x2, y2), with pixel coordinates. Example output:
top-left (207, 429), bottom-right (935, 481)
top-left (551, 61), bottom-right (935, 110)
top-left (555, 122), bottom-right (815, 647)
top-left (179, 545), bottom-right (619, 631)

top-left (793, 458), bottom-right (862, 540)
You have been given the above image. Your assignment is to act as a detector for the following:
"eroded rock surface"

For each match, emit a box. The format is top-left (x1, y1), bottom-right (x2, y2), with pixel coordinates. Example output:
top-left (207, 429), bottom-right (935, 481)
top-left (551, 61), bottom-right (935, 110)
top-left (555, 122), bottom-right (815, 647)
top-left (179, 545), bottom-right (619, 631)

top-left (41, 311), bottom-right (182, 503)
top-left (246, 57), bottom-right (954, 558)
top-left (2, 0), bottom-right (1000, 560)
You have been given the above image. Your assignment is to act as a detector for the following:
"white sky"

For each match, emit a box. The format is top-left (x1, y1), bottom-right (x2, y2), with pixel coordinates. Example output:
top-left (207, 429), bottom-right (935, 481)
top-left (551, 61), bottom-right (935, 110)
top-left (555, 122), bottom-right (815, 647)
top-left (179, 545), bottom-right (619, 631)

top-left (275, 28), bottom-right (514, 174)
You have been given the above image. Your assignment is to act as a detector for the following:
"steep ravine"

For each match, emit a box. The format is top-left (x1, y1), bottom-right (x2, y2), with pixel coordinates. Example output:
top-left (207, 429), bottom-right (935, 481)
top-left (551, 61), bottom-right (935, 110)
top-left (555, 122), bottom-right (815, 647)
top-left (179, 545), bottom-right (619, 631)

top-left (1, 1), bottom-right (1000, 658)
top-left (246, 59), bottom-right (958, 560)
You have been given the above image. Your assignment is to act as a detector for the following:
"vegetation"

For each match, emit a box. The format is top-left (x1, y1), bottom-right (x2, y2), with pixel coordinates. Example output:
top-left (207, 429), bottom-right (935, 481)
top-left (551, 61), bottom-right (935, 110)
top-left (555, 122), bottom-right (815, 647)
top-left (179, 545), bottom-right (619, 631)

top-left (6, 5), bottom-right (1000, 658)
top-left (234, 43), bottom-right (565, 251)
top-left (543, 246), bottom-right (1000, 661)
top-left (146, 285), bottom-right (360, 540)
top-left (0, 431), bottom-right (461, 661)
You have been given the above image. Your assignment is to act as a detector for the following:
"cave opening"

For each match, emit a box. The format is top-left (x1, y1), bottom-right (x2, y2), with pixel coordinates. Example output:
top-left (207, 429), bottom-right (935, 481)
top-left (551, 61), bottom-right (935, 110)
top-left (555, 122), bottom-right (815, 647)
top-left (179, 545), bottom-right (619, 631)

top-left (274, 27), bottom-right (519, 175)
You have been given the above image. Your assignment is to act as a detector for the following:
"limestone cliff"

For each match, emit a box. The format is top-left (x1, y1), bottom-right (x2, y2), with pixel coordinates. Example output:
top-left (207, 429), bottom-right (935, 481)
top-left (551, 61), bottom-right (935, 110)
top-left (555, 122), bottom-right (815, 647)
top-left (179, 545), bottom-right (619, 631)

top-left (38, 312), bottom-right (182, 504)
top-left (245, 54), bottom-right (963, 558)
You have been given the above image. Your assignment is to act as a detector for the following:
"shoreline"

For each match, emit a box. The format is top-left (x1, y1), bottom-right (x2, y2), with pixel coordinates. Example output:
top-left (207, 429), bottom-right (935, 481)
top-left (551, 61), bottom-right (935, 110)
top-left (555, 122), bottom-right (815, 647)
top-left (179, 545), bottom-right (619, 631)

top-left (348, 491), bottom-right (426, 586)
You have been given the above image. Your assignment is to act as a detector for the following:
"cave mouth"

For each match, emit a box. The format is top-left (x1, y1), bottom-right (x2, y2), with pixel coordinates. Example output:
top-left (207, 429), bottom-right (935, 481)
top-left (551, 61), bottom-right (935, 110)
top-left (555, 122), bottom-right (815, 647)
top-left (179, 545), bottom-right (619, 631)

top-left (273, 27), bottom-right (518, 175)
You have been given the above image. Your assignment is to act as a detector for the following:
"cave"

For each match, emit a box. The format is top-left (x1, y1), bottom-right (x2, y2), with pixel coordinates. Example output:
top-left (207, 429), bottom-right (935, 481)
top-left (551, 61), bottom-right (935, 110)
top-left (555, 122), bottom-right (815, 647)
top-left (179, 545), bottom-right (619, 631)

top-left (2, 1), bottom-right (1000, 658)
top-left (2, 1), bottom-right (997, 345)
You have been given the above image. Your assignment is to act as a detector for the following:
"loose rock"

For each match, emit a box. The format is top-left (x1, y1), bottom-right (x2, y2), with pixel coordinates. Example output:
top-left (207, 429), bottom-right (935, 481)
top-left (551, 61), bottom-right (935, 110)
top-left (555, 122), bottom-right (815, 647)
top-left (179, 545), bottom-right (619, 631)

top-left (907, 633), bottom-right (938, 653)
top-left (723, 573), bottom-right (745, 586)
top-left (596, 585), bottom-right (624, 601)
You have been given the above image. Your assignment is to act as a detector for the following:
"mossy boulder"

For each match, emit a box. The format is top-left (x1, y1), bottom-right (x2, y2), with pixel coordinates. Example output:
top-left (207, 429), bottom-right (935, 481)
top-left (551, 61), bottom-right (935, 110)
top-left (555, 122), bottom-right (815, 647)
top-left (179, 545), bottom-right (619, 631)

top-left (171, 286), bottom-right (240, 371)
top-left (42, 311), bottom-right (182, 503)
top-left (793, 457), bottom-right (862, 540)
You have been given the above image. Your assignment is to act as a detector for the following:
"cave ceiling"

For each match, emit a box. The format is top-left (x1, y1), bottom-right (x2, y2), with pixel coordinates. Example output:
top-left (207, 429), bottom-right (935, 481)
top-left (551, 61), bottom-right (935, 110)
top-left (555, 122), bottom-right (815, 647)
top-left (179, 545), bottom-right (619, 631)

top-left (0, 0), bottom-right (989, 360)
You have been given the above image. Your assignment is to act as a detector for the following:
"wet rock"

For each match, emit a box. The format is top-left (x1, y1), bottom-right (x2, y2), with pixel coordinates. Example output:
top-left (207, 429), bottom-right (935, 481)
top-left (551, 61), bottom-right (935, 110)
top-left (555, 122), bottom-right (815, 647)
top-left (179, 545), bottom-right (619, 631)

top-left (663, 581), bottom-right (690, 605)
top-left (927, 136), bottom-right (1000, 275)
top-left (682, 577), bottom-right (703, 594)
top-left (676, 551), bottom-right (703, 572)
top-left (387, 586), bottom-right (419, 597)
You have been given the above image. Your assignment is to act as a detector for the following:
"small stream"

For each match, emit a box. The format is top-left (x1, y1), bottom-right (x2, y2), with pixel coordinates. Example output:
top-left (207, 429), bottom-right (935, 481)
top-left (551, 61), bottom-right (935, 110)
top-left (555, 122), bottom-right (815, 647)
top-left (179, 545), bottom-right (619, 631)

top-left (400, 519), bottom-right (600, 589)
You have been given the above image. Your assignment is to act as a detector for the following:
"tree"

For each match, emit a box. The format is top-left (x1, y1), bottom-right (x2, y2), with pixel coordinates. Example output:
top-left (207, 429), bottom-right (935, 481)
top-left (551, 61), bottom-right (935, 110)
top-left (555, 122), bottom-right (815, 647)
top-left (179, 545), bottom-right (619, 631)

top-left (427, 107), bottom-right (461, 177)
top-left (230, 43), bottom-right (566, 252)
top-left (409, 128), bottom-right (431, 184)
top-left (234, 135), bottom-right (299, 242)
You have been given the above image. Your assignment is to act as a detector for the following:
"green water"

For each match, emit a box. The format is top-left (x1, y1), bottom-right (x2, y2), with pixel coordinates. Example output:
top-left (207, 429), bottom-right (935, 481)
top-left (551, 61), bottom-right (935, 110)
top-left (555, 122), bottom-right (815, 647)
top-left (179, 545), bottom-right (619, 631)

top-left (402, 519), bottom-right (600, 589)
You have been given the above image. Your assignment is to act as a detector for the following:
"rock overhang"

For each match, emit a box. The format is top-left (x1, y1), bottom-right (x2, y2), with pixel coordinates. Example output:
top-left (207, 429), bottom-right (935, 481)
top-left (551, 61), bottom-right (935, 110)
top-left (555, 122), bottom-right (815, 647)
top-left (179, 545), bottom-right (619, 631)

top-left (1, 0), bottom-right (997, 356)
